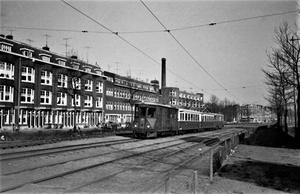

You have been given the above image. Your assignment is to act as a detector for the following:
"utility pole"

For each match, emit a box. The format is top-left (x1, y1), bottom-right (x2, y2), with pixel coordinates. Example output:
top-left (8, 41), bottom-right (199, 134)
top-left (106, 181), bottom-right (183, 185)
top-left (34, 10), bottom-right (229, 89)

top-left (115, 62), bottom-right (121, 74)
top-left (44, 34), bottom-right (51, 46)
top-left (85, 46), bottom-right (91, 63)
top-left (63, 37), bottom-right (71, 56)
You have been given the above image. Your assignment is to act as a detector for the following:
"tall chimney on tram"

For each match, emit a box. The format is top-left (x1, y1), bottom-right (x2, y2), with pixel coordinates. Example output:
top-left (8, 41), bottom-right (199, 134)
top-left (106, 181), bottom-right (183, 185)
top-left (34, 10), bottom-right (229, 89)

top-left (161, 58), bottom-right (166, 88)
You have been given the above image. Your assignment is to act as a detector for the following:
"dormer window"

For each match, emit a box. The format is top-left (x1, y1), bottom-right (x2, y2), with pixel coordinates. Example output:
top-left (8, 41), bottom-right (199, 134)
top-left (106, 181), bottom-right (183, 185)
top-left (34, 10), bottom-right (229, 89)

top-left (94, 68), bottom-right (103, 75)
top-left (56, 58), bottom-right (66, 66)
top-left (0, 42), bottom-right (13, 52)
top-left (20, 48), bottom-right (33, 58)
top-left (83, 66), bottom-right (91, 73)
top-left (39, 53), bottom-right (51, 62)
top-left (71, 62), bottom-right (80, 70)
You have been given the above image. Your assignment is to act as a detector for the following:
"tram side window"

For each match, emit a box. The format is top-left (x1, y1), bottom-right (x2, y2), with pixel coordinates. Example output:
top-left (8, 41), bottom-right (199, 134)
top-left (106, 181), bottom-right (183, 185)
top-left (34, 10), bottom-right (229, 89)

top-left (148, 108), bottom-right (156, 118)
top-left (180, 113), bottom-right (184, 121)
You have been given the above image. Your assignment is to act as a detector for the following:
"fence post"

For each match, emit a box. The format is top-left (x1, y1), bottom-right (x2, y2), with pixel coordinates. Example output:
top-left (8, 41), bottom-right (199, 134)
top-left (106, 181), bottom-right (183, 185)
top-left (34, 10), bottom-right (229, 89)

top-left (165, 174), bottom-right (172, 194)
top-left (210, 148), bottom-right (213, 182)
top-left (193, 171), bottom-right (198, 194)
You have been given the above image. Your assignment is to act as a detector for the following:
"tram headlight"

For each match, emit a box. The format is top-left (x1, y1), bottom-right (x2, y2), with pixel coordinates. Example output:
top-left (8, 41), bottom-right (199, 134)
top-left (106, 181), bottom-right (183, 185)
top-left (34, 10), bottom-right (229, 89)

top-left (147, 125), bottom-right (150, 128)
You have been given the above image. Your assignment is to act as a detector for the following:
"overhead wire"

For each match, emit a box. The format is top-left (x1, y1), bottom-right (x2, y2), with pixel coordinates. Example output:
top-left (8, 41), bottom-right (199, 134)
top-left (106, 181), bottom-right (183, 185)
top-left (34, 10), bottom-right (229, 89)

top-left (60, 0), bottom-right (213, 96)
top-left (1, 10), bottom-right (297, 34)
top-left (7, 1), bottom-right (293, 99)
top-left (140, 0), bottom-right (240, 102)
top-left (170, 10), bottom-right (298, 31)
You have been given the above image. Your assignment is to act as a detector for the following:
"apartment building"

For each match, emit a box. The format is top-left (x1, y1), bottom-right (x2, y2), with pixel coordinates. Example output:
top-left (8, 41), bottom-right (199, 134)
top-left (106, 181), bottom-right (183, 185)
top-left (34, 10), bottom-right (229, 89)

top-left (0, 35), bottom-right (106, 130)
top-left (160, 87), bottom-right (204, 110)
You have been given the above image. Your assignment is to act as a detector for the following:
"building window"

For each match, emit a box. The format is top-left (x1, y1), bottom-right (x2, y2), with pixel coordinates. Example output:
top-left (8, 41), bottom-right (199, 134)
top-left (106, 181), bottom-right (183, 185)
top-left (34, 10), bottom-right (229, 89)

top-left (95, 69), bottom-right (103, 75)
top-left (85, 79), bottom-right (93, 91)
top-left (96, 96), bottom-right (102, 108)
top-left (106, 88), bottom-right (113, 96)
top-left (41, 70), bottom-right (52, 85)
top-left (21, 88), bottom-right (34, 103)
top-left (0, 85), bottom-right (14, 102)
top-left (56, 58), bottom-right (66, 66)
top-left (40, 90), bottom-right (52, 104)
top-left (57, 92), bottom-right (67, 106)
top-left (57, 74), bottom-right (68, 88)
top-left (71, 77), bottom-right (81, 90)
top-left (85, 67), bottom-right (91, 73)
top-left (106, 101), bottom-right (113, 110)
top-left (0, 42), bottom-right (13, 52)
top-left (106, 77), bottom-right (113, 82)
top-left (96, 82), bottom-right (103, 93)
top-left (0, 62), bottom-right (14, 80)
top-left (20, 48), bottom-right (33, 57)
top-left (72, 94), bottom-right (80, 107)
top-left (21, 66), bottom-right (35, 83)
top-left (84, 95), bottom-right (93, 107)
top-left (71, 62), bottom-right (80, 70)
top-left (40, 54), bottom-right (51, 62)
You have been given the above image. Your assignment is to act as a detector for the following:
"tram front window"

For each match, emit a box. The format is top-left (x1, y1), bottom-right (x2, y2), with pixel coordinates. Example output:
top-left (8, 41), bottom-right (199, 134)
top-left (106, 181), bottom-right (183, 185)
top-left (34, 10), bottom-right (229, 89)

top-left (148, 108), bottom-right (156, 118)
top-left (140, 107), bottom-right (147, 117)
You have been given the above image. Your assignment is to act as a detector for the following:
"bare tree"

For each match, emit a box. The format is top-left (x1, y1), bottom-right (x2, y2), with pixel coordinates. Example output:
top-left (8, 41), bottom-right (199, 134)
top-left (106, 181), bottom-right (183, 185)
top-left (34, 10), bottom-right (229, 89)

top-left (270, 21), bottom-right (300, 139)
top-left (263, 51), bottom-right (293, 133)
top-left (123, 84), bottom-right (142, 123)
top-left (205, 94), bottom-right (220, 113)
top-left (55, 69), bottom-right (86, 132)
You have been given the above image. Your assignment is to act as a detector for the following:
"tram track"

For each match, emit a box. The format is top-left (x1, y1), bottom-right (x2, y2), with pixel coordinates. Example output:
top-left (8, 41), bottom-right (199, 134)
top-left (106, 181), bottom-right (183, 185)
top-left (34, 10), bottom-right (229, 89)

top-left (0, 128), bottom-right (247, 193)
top-left (0, 138), bottom-right (139, 161)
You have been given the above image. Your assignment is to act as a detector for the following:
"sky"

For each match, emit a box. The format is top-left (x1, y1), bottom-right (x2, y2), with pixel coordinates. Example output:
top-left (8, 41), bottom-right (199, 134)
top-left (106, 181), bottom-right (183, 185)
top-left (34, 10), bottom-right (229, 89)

top-left (1, 0), bottom-right (298, 106)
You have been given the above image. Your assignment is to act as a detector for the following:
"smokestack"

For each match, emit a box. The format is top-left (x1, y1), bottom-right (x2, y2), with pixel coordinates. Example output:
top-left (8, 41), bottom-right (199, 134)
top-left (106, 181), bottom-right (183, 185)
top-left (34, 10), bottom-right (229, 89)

top-left (161, 58), bottom-right (166, 88)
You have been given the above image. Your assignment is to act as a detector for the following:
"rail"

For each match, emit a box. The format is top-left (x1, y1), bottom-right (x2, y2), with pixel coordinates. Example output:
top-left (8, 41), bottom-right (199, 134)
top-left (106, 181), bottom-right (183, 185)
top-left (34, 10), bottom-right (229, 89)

top-left (135, 131), bottom-right (243, 194)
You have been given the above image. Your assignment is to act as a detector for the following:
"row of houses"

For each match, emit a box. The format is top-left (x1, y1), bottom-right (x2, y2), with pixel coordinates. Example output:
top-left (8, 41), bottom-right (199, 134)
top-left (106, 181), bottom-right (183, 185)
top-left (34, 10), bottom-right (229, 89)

top-left (238, 104), bottom-right (274, 123)
top-left (0, 35), bottom-right (204, 130)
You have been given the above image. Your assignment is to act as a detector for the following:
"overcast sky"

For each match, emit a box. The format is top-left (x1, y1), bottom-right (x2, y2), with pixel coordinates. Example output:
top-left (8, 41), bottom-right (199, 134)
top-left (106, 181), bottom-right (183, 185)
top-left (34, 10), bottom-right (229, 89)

top-left (1, 0), bottom-right (298, 105)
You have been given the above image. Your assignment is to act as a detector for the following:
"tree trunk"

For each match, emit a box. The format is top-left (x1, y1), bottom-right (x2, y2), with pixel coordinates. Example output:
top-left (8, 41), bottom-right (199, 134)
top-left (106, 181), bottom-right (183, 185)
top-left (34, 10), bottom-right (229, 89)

top-left (296, 86), bottom-right (300, 141)
top-left (276, 113), bottom-right (281, 130)
top-left (284, 107), bottom-right (288, 134)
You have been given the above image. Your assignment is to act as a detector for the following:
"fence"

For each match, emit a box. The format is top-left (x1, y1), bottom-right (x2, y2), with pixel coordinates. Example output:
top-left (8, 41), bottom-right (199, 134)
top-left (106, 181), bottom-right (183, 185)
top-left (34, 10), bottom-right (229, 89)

top-left (135, 134), bottom-right (241, 194)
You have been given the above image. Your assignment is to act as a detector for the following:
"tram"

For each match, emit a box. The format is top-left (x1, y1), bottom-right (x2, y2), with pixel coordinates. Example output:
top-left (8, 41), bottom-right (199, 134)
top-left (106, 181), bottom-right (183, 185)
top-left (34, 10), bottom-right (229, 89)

top-left (132, 102), bottom-right (224, 138)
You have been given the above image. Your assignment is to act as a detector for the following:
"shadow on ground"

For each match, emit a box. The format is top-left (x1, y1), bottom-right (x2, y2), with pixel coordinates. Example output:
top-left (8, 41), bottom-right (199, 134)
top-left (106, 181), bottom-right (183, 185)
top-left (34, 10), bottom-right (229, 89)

top-left (240, 125), bottom-right (299, 149)
top-left (219, 159), bottom-right (300, 193)
top-left (218, 125), bottom-right (300, 193)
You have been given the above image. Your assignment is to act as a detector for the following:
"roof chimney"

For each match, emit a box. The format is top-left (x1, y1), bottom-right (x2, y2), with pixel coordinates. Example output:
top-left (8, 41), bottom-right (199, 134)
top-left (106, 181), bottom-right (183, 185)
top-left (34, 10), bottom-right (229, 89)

top-left (6, 35), bottom-right (13, 40)
top-left (42, 45), bottom-right (50, 51)
top-left (161, 58), bottom-right (166, 88)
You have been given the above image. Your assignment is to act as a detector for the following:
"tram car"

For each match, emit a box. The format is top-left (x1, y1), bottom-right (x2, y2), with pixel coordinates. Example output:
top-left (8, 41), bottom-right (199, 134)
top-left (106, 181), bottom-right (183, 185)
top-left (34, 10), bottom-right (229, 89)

top-left (132, 102), bottom-right (224, 138)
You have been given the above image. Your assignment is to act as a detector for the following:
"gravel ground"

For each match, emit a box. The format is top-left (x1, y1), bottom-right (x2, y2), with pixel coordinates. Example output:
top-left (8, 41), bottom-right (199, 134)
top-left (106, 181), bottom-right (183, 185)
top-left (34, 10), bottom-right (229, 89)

top-left (200, 126), bottom-right (300, 194)
top-left (2, 126), bottom-right (299, 194)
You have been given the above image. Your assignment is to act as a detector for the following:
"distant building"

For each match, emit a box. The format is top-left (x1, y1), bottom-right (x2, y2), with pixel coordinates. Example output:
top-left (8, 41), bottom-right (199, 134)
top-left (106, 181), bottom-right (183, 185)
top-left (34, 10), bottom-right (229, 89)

top-left (238, 104), bottom-right (274, 123)
top-left (103, 72), bottom-right (159, 123)
top-left (160, 87), bottom-right (204, 110)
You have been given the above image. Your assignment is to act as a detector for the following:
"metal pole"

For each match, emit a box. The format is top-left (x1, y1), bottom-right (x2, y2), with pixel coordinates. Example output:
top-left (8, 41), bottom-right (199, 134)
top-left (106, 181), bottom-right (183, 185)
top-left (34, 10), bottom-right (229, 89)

top-left (210, 148), bottom-right (213, 182)
top-left (165, 174), bottom-right (171, 194)
top-left (193, 171), bottom-right (198, 194)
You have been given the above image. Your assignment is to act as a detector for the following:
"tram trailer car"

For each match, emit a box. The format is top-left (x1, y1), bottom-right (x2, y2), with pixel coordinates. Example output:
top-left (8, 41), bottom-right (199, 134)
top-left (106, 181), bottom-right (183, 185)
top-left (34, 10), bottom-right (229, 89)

top-left (132, 102), bottom-right (224, 138)
top-left (178, 109), bottom-right (224, 133)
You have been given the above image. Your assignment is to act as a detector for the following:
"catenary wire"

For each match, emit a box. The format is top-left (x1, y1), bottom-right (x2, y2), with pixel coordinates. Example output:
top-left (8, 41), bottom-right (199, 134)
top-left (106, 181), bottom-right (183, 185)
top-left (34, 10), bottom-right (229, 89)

top-left (170, 10), bottom-right (298, 31)
top-left (140, 0), bottom-right (240, 102)
top-left (1, 10), bottom-right (297, 34)
top-left (60, 0), bottom-right (213, 96)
